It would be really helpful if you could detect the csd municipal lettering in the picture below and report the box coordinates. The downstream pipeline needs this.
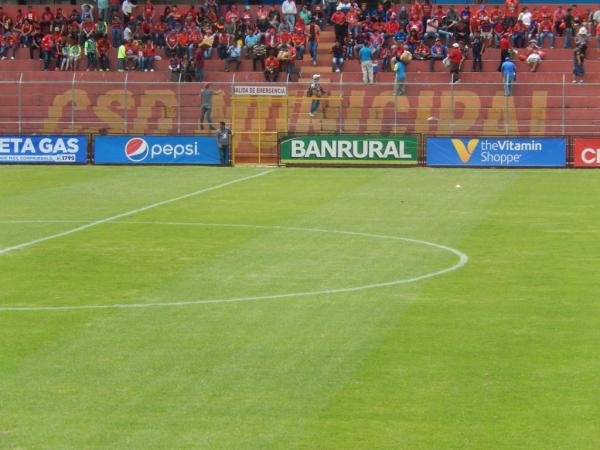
[573,138,600,167]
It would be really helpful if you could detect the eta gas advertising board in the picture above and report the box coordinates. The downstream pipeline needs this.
[94,136,221,165]
[427,137,566,167]
[0,135,88,164]
[280,135,418,165]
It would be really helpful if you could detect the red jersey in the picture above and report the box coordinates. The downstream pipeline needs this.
[331,11,346,25]
[176,32,189,46]
[384,20,399,34]
[166,31,178,48]
[449,48,462,64]
[40,34,54,51]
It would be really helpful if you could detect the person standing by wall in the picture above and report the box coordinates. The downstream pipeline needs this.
[572,44,585,83]
[281,0,297,31]
[393,57,406,96]
[501,56,517,96]
[199,83,222,130]
[448,42,463,84]
[307,74,326,117]
[306,18,320,66]
[359,43,373,84]
[215,122,232,165]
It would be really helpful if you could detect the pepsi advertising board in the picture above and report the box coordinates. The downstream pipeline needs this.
[94,136,221,165]
[427,137,566,167]
[0,135,88,164]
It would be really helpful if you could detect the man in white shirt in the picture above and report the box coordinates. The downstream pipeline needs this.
[121,0,134,26]
[282,0,297,30]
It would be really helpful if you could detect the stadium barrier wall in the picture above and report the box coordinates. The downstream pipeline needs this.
[2,133,600,169]
[3,76,600,164]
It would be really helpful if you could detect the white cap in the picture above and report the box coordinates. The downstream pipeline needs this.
[578,27,588,34]
[313,74,320,79]
[452,43,459,48]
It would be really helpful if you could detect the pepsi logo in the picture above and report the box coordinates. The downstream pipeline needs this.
[124,138,149,162]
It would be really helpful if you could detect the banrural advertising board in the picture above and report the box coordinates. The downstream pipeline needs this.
[427,137,567,167]
[280,135,418,165]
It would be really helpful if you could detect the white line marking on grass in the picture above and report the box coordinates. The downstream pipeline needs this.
[0,223,468,312]
[0,170,276,256]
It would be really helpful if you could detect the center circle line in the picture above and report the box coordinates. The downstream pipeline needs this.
[0,222,468,312]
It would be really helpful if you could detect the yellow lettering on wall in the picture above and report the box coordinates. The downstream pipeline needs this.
[439,91,481,134]
[41,89,91,134]
[530,90,548,136]
[370,91,403,133]
[130,89,177,134]
[414,91,435,134]
[93,89,134,133]
[483,92,517,135]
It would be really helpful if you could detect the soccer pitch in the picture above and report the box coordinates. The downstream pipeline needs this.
[1,166,600,449]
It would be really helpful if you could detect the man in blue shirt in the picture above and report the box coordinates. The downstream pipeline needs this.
[224,44,241,72]
[393,59,406,95]
[500,56,517,96]
[359,44,373,84]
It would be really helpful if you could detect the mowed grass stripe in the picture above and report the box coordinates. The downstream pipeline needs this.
[1,168,600,449]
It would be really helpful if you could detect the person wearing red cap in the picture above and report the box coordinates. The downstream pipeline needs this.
[199,82,223,130]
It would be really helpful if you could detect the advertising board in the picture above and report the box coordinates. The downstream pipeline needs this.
[280,135,418,165]
[573,138,600,167]
[0,135,88,164]
[94,136,221,165]
[426,137,566,167]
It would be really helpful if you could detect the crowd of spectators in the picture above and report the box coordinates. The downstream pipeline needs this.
[0,1,598,82]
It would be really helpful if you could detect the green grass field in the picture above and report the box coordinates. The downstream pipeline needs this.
[1,166,600,449]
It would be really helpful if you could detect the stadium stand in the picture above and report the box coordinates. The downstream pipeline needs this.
[0,2,599,163]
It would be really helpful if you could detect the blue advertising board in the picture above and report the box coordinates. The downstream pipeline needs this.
[427,137,566,167]
[0,135,88,164]
[94,136,221,165]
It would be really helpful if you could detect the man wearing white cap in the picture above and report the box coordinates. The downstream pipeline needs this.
[307,74,326,117]
[448,42,464,84]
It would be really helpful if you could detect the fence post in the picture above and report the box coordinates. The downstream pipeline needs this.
[177,76,181,135]
[450,79,455,135]
[230,72,236,128]
[71,72,76,130]
[394,80,398,135]
[123,72,128,134]
[504,85,509,136]
[561,74,566,136]
[17,72,23,134]
[338,73,344,134]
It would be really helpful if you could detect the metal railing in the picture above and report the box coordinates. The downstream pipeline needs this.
[0,75,599,140]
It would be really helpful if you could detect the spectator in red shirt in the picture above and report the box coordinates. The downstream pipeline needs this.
[512,19,527,48]
[498,33,512,70]
[80,16,95,46]
[448,42,464,83]
[97,36,110,71]
[538,16,555,48]
[142,41,156,71]
[331,9,347,44]
[40,33,55,70]
[176,30,189,58]
[165,30,178,57]
[40,7,54,34]
[264,53,279,81]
